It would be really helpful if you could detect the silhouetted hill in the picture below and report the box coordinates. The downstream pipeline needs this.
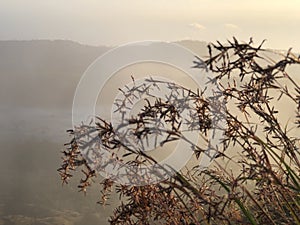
[0,39,208,109]
[0,40,110,109]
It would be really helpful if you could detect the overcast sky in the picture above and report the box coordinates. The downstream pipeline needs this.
[1,0,300,51]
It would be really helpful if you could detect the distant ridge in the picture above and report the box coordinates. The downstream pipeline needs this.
[0,39,208,109]
[0,40,110,108]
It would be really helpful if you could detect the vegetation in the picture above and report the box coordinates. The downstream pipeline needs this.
[58,38,300,224]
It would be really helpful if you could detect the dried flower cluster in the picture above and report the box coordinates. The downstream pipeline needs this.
[58,38,300,225]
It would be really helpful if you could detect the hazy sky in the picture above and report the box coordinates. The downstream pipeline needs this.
[1,0,300,51]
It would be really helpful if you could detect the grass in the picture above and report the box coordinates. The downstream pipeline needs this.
[59,38,300,225]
